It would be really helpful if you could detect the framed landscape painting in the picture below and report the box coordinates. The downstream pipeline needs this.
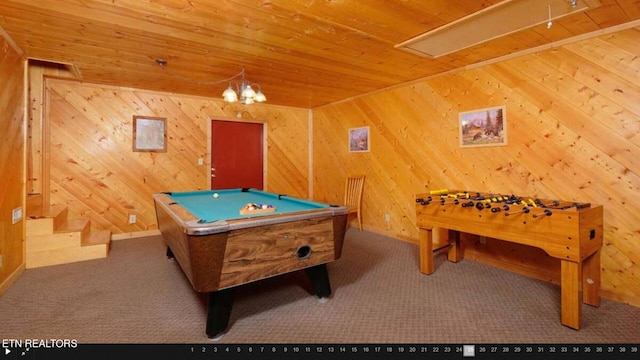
[459,106,507,148]
[133,116,167,152]
[349,126,370,152]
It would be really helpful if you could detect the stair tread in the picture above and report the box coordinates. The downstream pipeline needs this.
[56,218,89,233]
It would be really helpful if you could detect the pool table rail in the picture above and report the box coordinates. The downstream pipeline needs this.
[153,192,347,236]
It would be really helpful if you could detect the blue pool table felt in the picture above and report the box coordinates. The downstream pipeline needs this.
[168,189,331,223]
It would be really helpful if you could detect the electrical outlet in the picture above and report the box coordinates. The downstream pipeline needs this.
[128,214,137,224]
[12,207,22,224]
[384,213,390,222]
[479,236,487,244]
[0,254,3,269]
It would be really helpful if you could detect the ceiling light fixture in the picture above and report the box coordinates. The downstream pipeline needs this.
[222,68,266,105]
[155,59,266,105]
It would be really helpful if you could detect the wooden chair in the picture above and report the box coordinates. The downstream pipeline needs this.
[344,174,365,231]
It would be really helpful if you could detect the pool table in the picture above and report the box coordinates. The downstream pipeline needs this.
[153,188,349,339]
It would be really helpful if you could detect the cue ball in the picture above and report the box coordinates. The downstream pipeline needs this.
[213,193,219,198]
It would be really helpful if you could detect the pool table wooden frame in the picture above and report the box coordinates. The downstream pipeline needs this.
[153,191,348,339]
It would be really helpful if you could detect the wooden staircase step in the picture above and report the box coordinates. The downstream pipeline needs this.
[26,219,96,253]
[26,218,55,237]
[83,230,111,247]
[25,242,110,269]
[26,205,69,236]
[26,232,83,253]
[47,204,68,230]
[25,205,112,269]
[57,218,91,236]
[26,229,111,269]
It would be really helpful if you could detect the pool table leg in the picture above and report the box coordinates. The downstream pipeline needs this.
[305,264,332,302]
[206,288,236,339]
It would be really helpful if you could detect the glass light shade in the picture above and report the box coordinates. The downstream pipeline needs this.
[222,86,238,102]
[254,90,266,102]
[241,85,256,99]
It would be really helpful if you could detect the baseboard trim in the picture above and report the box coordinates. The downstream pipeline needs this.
[601,289,640,308]
[111,229,161,241]
[0,263,25,296]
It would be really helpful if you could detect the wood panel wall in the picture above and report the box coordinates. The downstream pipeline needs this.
[27,60,77,197]
[0,35,25,292]
[25,26,640,307]
[312,27,640,306]
[44,79,310,237]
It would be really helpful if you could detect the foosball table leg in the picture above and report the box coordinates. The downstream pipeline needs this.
[561,260,582,330]
[419,227,461,274]
[582,248,601,307]
[447,230,462,263]
[419,228,434,274]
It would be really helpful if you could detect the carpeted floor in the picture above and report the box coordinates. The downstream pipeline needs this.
[1,229,639,344]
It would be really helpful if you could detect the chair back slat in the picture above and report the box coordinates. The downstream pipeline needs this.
[344,174,365,209]
[344,174,365,231]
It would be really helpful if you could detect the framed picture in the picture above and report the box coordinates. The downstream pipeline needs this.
[349,126,370,152]
[459,106,507,148]
[133,116,167,152]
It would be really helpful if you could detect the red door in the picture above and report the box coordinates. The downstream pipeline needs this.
[211,120,264,190]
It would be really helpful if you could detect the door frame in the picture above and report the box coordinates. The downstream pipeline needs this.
[207,118,267,190]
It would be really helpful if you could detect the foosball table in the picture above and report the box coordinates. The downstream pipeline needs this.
[415,189,603,329]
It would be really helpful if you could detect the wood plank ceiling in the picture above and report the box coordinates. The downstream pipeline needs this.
[1,0,639,108]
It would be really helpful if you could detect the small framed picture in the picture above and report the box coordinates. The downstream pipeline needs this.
[133,116,167,152]
[349,126,370,152]
[459,106,507,148]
